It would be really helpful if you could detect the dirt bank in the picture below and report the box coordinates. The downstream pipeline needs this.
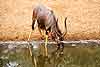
[0,0,100,41]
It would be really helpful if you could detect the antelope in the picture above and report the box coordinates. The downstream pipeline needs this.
[32,5,67,48]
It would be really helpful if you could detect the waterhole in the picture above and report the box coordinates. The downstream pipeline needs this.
[0,40,100,67]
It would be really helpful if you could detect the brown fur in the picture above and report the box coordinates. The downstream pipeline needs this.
[32,5,67,42]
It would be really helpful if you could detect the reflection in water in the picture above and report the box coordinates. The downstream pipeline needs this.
[0,43,33,67]
[6,61,19,67]
[32,43,64,67]
[0,41,100,67]
[31,42,100,67]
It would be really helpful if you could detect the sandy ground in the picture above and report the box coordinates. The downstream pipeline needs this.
[0,0,100,41]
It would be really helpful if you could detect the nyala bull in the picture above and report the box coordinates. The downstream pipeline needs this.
[32,5,67,48]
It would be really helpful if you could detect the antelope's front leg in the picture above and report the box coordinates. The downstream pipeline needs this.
[38,28,45,39]
[32,18,36,30]
[44,30,49,56]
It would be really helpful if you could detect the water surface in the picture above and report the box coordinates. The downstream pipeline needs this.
[0,40,100,67]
